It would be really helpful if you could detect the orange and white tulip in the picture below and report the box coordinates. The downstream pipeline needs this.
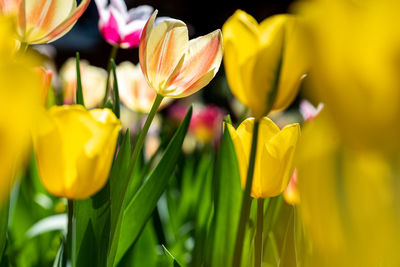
[0,0,91,44]
[139,10,223,98]
[116,61,171,113]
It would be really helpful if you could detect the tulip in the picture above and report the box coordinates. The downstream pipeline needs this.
[0,0,90,44]
[60,58,107,108]
[190,104,225,144]
[299,99,323,122]
[139,10,223,98]
[94,0,153,49]
[222,10,307,118]
[33,105,121,199]
[295,0,400,150]
[116,61,171,113]
[0,16,41,204]
[226,117,300,199]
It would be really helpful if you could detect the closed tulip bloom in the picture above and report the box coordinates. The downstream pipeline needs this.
[226,117,300,199]
[223,10,307,118]
[0,0,90,44]
[116,61,171,113]
[33,105,121,199]
[139,10,223,98]
[60,58,107,108]
[95,0,153,49]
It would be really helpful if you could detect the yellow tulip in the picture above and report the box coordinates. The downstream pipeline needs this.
[139,10,223,98]
[0,0,90,44]
[223,10,307,118]
[60,58,107,109]
[226,117,300,199]
[116,61,171,113]
[295,0,400,150]
[0,16,41,204]
[297,112,400,266]
[33,105,121,199]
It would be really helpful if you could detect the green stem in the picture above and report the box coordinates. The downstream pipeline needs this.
[255,198,264,267]
[106,94,163,267]
[18,42,28,55]
[232,119,260,267]
[102,45,119,106]
[65,200,74,267]
[128,94,163,176]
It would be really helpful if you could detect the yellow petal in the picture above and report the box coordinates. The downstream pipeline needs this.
[222,10,260,114]
[272,16,308,111]
[34,105,121,199]
[226,122,249,189]
[248,15,286,117]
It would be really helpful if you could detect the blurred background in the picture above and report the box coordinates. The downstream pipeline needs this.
[46,0,295,115]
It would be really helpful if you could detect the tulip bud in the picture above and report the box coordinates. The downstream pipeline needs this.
[33,105,121,199]
[226,117,300,199]
[223,10,308,118]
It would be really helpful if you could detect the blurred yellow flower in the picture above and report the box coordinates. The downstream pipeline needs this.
[60,58,107,109]
[0,16,41,204]
[297,112,400,266]
[295,0,400,150]
[116,61,171,113]
[33,105,121,199]
[0,0,90,44]
[226,117,300,199]
[223,10,307,118]
[139,11,223,98]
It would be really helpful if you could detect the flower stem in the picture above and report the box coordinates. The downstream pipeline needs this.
[255,198,264,267]
[18,42,28,54]
[128,94,163,179]
[65,199,74,267]
[102,45,119,106]
[232,119,260,267]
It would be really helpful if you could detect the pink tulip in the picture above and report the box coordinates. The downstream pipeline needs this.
[94,0,153,49]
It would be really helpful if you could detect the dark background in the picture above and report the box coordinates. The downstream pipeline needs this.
[52,0,295,67]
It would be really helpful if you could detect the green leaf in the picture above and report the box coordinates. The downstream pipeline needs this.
[75,52,85,107]
[53,242,64,267]
[207,126,242,267]
[73,185,110,267]
[109,130,132,240]
[162,245,182,267]
[0,202,9,260]
[111,59,120,118]
[109,107,192,266]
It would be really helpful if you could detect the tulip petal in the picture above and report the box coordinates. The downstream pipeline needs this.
[248,15,286,117]
[272,17,308,111]
[162,29,223,97]
[222,10,260,113]
[33,0,90,44]
[266,123,300,193]
[144,17,188,92]
[34,111,67,198]
[226,123,249,189]
[139,10,157,83]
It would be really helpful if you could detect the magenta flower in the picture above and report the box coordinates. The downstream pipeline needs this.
[94,0,153,49]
